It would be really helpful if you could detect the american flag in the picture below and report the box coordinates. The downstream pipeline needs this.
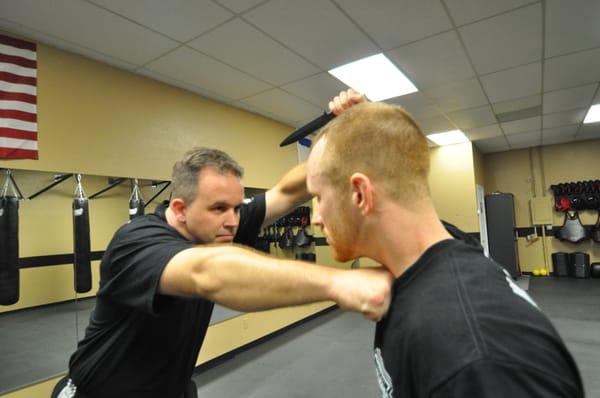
[0,33,38,160]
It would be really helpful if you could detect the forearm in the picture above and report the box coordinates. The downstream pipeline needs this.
[180,244,335,311]
[263,162,312,227]
[162,244,392,319]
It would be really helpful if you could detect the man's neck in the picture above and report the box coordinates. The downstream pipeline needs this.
[362,199,453,278]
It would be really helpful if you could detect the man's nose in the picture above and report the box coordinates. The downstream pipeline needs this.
[224,209,240,228]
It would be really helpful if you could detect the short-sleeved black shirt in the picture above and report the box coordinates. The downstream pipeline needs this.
[69,194,265,398]
[374,238,584,398]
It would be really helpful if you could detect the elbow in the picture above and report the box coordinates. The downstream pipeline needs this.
[189,249,224,300]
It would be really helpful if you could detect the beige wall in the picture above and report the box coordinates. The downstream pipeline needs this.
[472,145,485,187]
[484,140,600,271]
[0,43,297,186]
[429,142,480,232]
[0,376,62,398]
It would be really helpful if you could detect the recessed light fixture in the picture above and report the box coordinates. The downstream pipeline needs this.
[583,104,600,124]
[328,53,418,101]
[426,130,470,146]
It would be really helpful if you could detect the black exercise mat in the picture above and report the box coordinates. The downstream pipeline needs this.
[528,277,600,322]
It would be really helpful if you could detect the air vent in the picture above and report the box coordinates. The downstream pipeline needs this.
[495,105,542,123]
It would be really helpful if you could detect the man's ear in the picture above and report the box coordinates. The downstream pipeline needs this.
[170,198,187,223]
[350,173,374,216]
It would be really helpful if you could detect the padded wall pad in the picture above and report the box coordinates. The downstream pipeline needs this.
[558,211,588,243]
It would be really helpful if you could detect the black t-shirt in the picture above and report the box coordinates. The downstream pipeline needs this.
[374,238,584,398]
[69,194,266,398]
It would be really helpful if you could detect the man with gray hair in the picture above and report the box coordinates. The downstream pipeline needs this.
[53,98,393,398]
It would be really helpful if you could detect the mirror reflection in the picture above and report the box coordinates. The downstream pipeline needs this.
[0,168,293,394]
[0,168,175,394]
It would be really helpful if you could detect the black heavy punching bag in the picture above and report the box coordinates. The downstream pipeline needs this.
[0,196,19,305]
[129,179,144,220]
[73,175,92,293]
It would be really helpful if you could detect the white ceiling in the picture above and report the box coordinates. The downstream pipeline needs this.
[1,0,600,153]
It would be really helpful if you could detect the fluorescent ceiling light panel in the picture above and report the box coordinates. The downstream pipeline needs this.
[426,130,470,146]
[583,104,600,123]
[328,53,418,101]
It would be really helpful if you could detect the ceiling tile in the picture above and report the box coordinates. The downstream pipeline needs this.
[386,31,474,90]
[387,92,441,118]
[145,46,271,100]
[229,100,289,124]
[0,20,138,71]
[543,84,596,114]
[491,94,541,114]
[458,4,542,74]
[188,19,319,86]
[334,0,451,50]
[542,125,578,146]
[280,73,348,107]
[446,105,496,130]
[544,47,600,91]
[445,0,534,26]
[0,0,179,65]
[481,62,541,103]
[463,124,503,141]
[414,114,456,134]
[243,0,378,70]
[240,88,323,124]
[542,136,577,146]
[501,116,541,135]
[506,130,541,147]
[543,108,587,129]
[509,142,538,150]
[89,0,233,42]
[576,123,600,141]
[545,0,600,58]
[474,135,510,153]
[214,0,266,14]
[423,78,488,113]
[137,68,235,104]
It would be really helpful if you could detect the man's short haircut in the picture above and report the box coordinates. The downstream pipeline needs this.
[171,147,244,203]
[315,102,430,204]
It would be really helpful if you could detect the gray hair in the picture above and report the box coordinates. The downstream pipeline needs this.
[171,147,243,203]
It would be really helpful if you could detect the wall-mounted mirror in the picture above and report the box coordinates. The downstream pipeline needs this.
[0,169,177,394]
[0,168,290,394]
[1,168,80,394]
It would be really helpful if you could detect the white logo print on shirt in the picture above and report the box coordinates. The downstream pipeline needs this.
[374,347,394,397]
[502,268,538,309]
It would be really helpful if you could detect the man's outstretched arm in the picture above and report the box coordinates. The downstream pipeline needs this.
[159,244,392,321]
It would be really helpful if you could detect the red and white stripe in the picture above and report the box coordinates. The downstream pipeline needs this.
[0,34,38,160]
